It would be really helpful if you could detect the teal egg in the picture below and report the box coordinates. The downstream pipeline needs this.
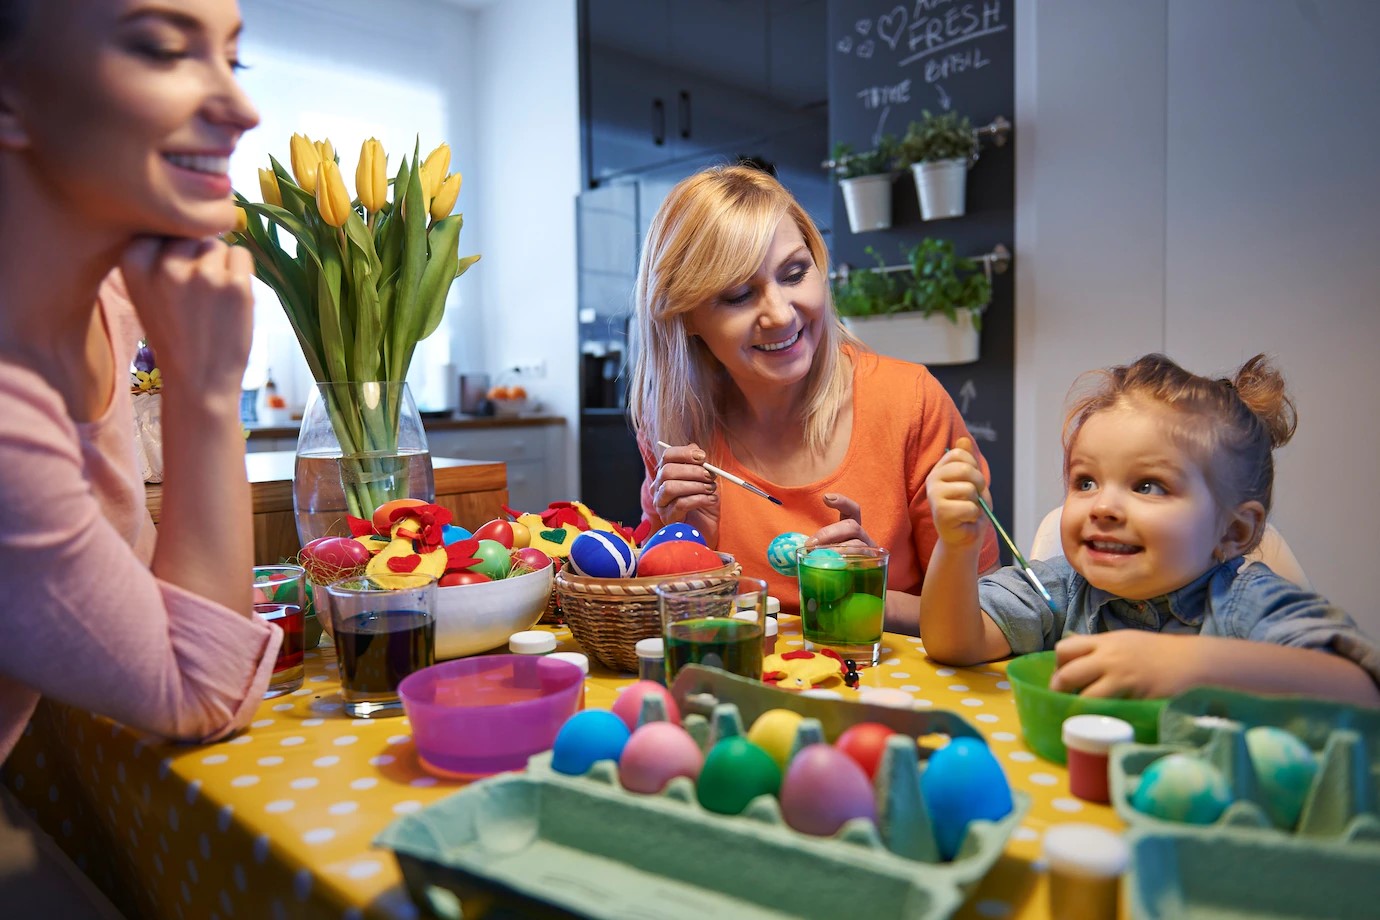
[766,532,809,576]
[799,550,849,612]
[1131,753,1230,825]
[921,738,1014,860]
[551,710,631,776]
[696,737,781,815]
[1245,726,1317,830]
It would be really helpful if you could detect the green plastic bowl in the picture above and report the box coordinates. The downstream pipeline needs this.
[1006,651,1165,765]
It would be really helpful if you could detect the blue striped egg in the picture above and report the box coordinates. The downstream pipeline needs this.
[568,530,636,578]
[766,531,809,576]
[641,522,708,553]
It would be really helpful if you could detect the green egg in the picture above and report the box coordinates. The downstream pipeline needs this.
[799,552,849,608]
[696,737,781,815]
[834,592,885,644]
[472,539,513,579]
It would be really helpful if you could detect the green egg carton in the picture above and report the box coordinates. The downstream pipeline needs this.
[377,666,1030,920]
[1108,687,1380,919]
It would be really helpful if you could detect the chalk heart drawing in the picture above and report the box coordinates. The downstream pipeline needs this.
[857,39,875,59]
[877,6,907,50]
[837,36,854,54]
[854,18,872,36]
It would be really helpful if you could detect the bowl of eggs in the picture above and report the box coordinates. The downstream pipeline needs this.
[434,562,554,659]
[1006,651,1166,764]
[487,384,529,417]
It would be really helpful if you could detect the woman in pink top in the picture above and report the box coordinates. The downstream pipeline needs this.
[629,165,998,630]
[0,0,277,910]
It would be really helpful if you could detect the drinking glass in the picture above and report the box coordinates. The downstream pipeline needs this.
[796,545,889,667]
[252,564,307,698]
[656,577,768,683]
[323,574,437,718]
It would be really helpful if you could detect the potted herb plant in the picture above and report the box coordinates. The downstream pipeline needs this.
[898,111,976,221]
[832,137,897,233]
[833,238,991,365]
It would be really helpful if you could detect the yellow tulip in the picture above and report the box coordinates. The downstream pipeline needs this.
[420,143,450,198]
[232,205,248,233]
[356,138,387,214]
[314,139,336,164]
[315,159,352,228]
[257,167,282,207]
[289,132,320,194]
[430,172,462,221]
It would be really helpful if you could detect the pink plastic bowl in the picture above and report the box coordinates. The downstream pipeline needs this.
[399,654,584,778]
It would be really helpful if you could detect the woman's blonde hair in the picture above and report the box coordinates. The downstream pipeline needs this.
[1063,353,1297,543]
[628,164,857,459]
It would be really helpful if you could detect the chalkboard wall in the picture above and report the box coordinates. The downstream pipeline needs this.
[828,0,1016,558]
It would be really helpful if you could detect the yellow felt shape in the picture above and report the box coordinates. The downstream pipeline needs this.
[762,650,845,691]
[364,537,448,580]
[354,534,391,556]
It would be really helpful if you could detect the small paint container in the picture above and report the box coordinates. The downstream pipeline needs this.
[732,609,778,655]
[509,630,557,655]
[1043,823,1129,920]
[548,652,589,708]
[1062,714,1135,804]
[635,638,666,685]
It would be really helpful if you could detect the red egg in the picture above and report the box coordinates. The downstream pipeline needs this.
[439,570,492,587]
[473,518,515,548]
[299,536,371,584]
[635,540,722,577]
[511,546,553,572]
[834,722,897,779]
[371,498,428,535]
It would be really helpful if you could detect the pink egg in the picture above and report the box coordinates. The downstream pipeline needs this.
[610,681,681,731]
[780,743,878,836]
[618,722,704,794]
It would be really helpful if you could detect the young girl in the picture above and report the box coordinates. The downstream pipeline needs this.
[921,353,1380,706]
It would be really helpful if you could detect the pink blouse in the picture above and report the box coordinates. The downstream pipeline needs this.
[0,273,279,762]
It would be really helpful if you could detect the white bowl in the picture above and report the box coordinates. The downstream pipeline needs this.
[491,396,529,417]
[434,564,553,659]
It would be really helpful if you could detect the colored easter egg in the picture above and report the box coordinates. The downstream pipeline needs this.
[747,709,805,770]
[438,571,491,587]
[799,549,849,610]
[473,518,516,548]
[618,722,704,795]
[635,540,723,578]
[610,680,682,731]
[780,743,878,836]
[921,738,1015,860]
[472,539,513,580]
[568,530,636,579]
[371,498,427,535]
[1244,726,1318,830]
[834,722,896,779]
[833,592,886,644]
[696,737,781,815]
[642,522,708,554]
[767,532,809,576]
[510,519,531,549]
[1131,753,1231,825]
[511,547,553,572]
[441,523,473,545]
[299,536,371,584]
[551,710,631,776]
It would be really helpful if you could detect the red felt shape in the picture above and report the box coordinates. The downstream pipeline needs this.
[347,515,376,538]
[443,538,481,572]
[387,554,422,573]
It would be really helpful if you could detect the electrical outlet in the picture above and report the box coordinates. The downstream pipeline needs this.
[512,360,546,378]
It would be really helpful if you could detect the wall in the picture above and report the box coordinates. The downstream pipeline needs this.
[1015,0,1380,637]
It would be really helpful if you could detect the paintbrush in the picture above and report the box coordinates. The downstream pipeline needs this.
[974,493,1060,614]
[656,441,783,506]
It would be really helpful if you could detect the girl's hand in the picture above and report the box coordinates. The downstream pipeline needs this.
[1051,632,1206,699]
[650,442,720,546]
[925,437,989,547]
[807,493,875,548]
[119,237,255,399]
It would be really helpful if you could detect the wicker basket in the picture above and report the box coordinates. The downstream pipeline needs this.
[556,554,740,672]
[538,584,561,626]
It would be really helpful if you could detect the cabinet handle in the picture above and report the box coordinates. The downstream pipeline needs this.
[652,98,666,146]
[678,90,691,140]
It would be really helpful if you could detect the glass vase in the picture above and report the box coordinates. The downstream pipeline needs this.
[293,381,435,547]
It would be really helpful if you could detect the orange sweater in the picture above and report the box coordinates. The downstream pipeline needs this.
[640,351,1000,614]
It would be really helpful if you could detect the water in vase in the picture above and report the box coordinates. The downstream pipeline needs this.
[294,450,435,545]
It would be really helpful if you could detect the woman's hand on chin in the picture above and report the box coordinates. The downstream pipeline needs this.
[119,236,254,401]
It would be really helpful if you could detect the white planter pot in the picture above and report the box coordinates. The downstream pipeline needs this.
[911,158,968,221]
[839,173,894,233]
[842,309,981,366]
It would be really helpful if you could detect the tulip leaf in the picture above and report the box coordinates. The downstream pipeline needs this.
[390,140,429,383]
[455,253,481,279]
[413,215,463,344]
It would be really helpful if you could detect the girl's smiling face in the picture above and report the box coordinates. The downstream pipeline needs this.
[684,216,827,396]
[1059,402,1233,599]
[0,0,259,238]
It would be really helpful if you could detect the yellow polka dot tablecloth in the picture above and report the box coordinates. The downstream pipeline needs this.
[1,618,1126,920]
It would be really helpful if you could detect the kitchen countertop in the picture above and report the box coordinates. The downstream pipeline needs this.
[244,413,565,439]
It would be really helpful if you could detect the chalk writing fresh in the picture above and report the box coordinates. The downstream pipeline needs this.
[900,0,1005,67]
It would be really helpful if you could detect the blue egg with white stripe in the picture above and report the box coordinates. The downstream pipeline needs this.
[568,530,636,578]
[641,522,708,554]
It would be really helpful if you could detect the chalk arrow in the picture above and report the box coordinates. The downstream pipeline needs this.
[936,83,952,111]
[958,379,977,414]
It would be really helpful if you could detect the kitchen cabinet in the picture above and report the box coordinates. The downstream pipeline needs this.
[424,419,565,514]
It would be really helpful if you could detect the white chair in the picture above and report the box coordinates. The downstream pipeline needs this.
[1028,506,1311,589]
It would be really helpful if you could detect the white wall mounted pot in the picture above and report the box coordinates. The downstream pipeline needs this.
[839,173,894,233]
[912,158,968,220]
[843,309,980,366]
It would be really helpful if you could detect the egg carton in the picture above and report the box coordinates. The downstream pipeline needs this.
[377,667,1030,920]
[1108,687,1380,919]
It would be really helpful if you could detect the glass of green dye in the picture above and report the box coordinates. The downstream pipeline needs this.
[656,576,768,683]
[796,545,889,667]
